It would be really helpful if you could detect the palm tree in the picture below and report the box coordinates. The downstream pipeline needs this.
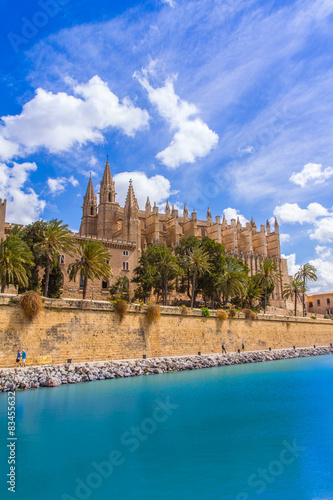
[187,247,211,307]
[36,220,75,297]
[283,277,306,316]
[295,263,317,316]
[158,251,182,306]
[216,260,248,305]
[68,240,112,299]
[255,259,281,314]
[243,279,263,309]
[0,235,33,293]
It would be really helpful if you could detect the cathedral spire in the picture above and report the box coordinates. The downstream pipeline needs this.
[165,200,170,218]
[145,196,151,214]
[84,177,96,203]
[207,207,212,224]
[100,157,116,203]
[124,179,139,210]
[183,203,188,222]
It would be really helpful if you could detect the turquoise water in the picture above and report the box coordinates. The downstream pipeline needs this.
[1,355,333,500]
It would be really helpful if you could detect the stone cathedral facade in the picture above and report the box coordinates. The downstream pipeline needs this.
[0,160,289,305]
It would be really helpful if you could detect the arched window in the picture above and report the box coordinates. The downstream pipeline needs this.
[102,280,109,289]
[201,228,205,238]
[90,206,94,215]
[60,255,64,264]
[163,224,166,232]
[108,192,111,202]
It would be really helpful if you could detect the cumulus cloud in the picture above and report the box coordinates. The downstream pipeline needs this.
[309,217,333,243]
[223,207,249,226]
[274,202,329,224]
[47,175,79,195]
[0,162,45,224]
[309,246,333,292]
[290,162,333,188]
[280,233,290,243]
[0,76,149,160]
[281,253,300,277]
[134,72,218,168]
[113,171,177,208]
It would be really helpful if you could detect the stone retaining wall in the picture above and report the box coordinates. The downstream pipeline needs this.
[1,295,333,368]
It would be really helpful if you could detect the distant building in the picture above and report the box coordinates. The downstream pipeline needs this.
[307,292,333,317]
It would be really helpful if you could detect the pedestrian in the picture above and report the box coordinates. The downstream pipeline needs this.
[16,350,21,366]
[222,343,226,354]
[242,341,245,350]
[21,350,27,367]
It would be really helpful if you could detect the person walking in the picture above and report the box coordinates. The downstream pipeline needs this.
[21,350,27,367]
[242,341,245,350]
[16,350,21,366]
[222,343,227,354]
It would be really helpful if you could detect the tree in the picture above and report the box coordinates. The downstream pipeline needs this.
[18,220,49,292]
[283,277,306,316]
[295,263,317,316]
[132,244,182,305]
[36,220,75,297]
[175,236,201,301]
[109,276,130,301]
[255,259,281,314]
[237,276,263,309]
[215,258,248,305]
[0,234,33,293]
[41,262,63,299]
[68,240,112,299]
[187,247,211,307]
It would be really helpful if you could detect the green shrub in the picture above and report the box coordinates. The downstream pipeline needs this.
[114,299,128,320]
[180,305,188,316]
[20,291,43,319]
[229,308,237,318]
[243,309,257,320]
[217,310,228,321]
[147,304,160,322]
[201,307,210,317]
[311,316,317,320]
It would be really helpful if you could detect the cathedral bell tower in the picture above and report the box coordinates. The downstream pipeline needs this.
[122,179,141,251]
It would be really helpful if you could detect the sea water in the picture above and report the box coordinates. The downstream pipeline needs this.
[0,355,333,500]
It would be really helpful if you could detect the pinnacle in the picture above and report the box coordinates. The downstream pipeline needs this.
[125,179,138,209]
[101,158,114,186]
[84,177,96,202]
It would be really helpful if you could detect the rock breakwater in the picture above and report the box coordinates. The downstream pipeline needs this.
[1,347,332,392]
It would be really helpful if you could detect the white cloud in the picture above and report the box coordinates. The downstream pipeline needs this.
[290,162,333,188]
[274,202,329,224]
[113,171,177,208]
[309,217,333,243]
[223,207,249,226]
[282,248,333,293]
[309,246,333,292]
[280,233,290,243]
[281,253,300,277]
[135,72,218,168]
[47,175,79,195]
[0,76,149,160]
[0,162,45,224]
[161,0,176,7]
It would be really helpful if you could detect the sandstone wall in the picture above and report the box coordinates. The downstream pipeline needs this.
[0,295,333,368]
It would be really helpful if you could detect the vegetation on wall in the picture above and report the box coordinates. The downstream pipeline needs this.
[20,291,43,319]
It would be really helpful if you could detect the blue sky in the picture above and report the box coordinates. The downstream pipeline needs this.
[1,0,333,291]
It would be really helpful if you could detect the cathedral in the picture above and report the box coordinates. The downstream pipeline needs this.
[0,159,290,305]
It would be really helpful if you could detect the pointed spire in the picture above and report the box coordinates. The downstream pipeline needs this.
[183,203,188,222]
[84,177,96,203]
[145,196,151,214]
[251,216,256,228]
[165,200,170,218]
[191,209,197,221]
[274,217,279,233]
[237,216,241,226]
[207,207,212,224]
[100,157,116,203]
[153,201,159,214]
[266,219,271,234]
[125,179,139,210]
